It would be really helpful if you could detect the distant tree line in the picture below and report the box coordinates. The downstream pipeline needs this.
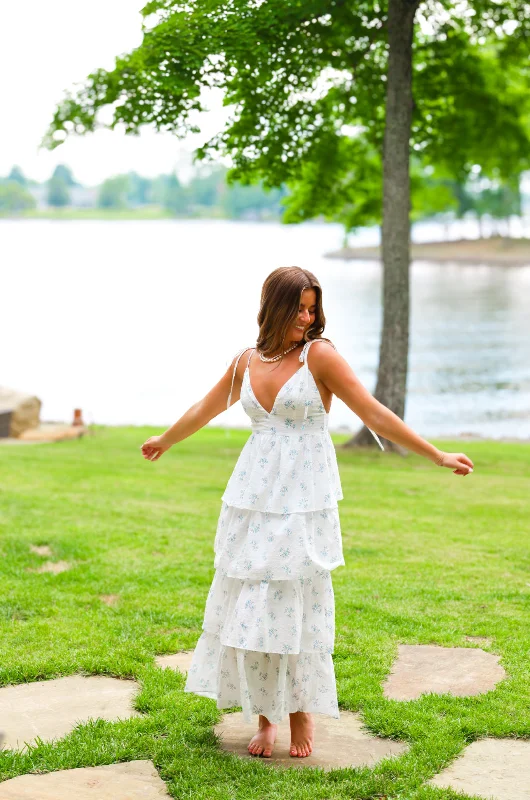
[0,162,526,234]
[0,163,289,220]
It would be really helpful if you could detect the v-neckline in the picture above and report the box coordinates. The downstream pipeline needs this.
[245,361,306,417]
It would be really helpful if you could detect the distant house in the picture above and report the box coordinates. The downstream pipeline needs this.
[28,185,98,209]
[69,186,98,208]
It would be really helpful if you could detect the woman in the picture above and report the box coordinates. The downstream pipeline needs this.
[141,266,474,760]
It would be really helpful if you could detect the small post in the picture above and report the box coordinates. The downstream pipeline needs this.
[72,408,84,427]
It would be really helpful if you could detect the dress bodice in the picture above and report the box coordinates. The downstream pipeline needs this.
[226,339,385,448]
[222,340,342,514]
[241,340,330,435]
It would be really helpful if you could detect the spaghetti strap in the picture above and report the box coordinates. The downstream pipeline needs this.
[227,347,254,412]
[300,339,385,451]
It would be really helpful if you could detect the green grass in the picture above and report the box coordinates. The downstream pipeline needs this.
[0,426,528,799]
[3,207,175,220]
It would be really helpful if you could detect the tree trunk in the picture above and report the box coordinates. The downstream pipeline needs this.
[344,0,419,452]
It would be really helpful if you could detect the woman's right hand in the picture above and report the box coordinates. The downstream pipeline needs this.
[437,451,474,475]
[140,435,171,462]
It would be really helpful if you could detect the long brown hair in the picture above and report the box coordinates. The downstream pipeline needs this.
[256,267,333,366]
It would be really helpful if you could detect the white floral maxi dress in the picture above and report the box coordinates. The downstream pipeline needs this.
[184,339,348,724]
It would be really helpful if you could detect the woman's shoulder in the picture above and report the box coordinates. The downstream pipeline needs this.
[304,337,337,358]
[308,337,336,350]
[227,346,255,377]
[304,338,339,372]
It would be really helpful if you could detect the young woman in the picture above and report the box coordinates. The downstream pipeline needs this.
[141,266,474,760]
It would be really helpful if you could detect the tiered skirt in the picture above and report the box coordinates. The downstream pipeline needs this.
[184,431,344,724]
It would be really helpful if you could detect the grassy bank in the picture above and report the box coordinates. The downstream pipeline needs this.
[0,426,529,798]
[0,208,278,221]
[327,235,530,265]
[1,207,175,221]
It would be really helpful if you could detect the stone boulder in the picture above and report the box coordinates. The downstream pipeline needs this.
[0,387,41,438]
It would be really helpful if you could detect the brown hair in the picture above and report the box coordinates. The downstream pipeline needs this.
[256,266,333,365]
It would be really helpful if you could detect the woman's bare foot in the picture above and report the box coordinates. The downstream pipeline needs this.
[289,711,315,757]
[247,714,278,757]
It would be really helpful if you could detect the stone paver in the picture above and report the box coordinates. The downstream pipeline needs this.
[214,710,408,770]
[429,738,530,800]
[26,560,72,574]
[29,544,53,557]
[382,644,505,700]
[0,760,170,799]
[155,651,194,672]
[0,675,141,751]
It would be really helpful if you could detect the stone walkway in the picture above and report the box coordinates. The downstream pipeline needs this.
[0,643,526,799]
[0,760,170,799]
[382,643,505,700]
[428,738,530,800]
[214,710,408,770]
[0,675,140,751]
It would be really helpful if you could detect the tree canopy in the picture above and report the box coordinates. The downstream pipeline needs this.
[44,1,530,232]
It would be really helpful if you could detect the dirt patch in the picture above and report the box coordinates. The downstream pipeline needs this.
[27,560,71,575]
[99,594,120,606]
[29,544,53,557]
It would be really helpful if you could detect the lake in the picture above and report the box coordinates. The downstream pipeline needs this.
[2,218,530,440]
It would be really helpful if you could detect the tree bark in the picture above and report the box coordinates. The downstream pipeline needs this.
[344,0,419,453]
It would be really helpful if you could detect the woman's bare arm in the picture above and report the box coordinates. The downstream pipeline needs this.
[140,350,250,460]
[310,342,474,474]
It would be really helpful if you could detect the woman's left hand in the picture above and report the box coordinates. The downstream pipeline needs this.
[140,435,170,462]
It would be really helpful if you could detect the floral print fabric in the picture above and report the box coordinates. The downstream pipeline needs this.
[184,340,343,723]
[214,503,344,580]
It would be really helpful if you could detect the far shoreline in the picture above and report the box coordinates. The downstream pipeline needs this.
[326,236,530,266]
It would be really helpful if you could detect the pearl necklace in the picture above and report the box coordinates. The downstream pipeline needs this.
[258,342,301,362]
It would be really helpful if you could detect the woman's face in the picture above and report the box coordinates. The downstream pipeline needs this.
[290,287,317,342]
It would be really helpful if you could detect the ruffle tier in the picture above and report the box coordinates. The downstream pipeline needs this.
[201,568,335,654]
[184,631,340,724]
[214,502,345,580]
[221,431,343,514]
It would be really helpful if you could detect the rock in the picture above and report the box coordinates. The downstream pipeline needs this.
[382,644,506,700]
[0,387,41,438]
[0,760,170,798]
[0,675,141,751]
[428,738,530,799]
[214,709,408,770]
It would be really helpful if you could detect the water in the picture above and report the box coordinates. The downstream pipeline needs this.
[1,218,529,439]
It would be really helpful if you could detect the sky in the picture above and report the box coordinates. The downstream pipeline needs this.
[0,0,229,185]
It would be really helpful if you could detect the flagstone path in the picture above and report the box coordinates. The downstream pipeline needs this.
[155,652,194,672]
[0,642,520,798]
[0,760,170,799]
[382,643,505,700]
[0,675,141,751]
[214,710,408,770]
[428,738,530,800]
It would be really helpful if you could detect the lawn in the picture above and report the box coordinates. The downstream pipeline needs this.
[0,426,528,799]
